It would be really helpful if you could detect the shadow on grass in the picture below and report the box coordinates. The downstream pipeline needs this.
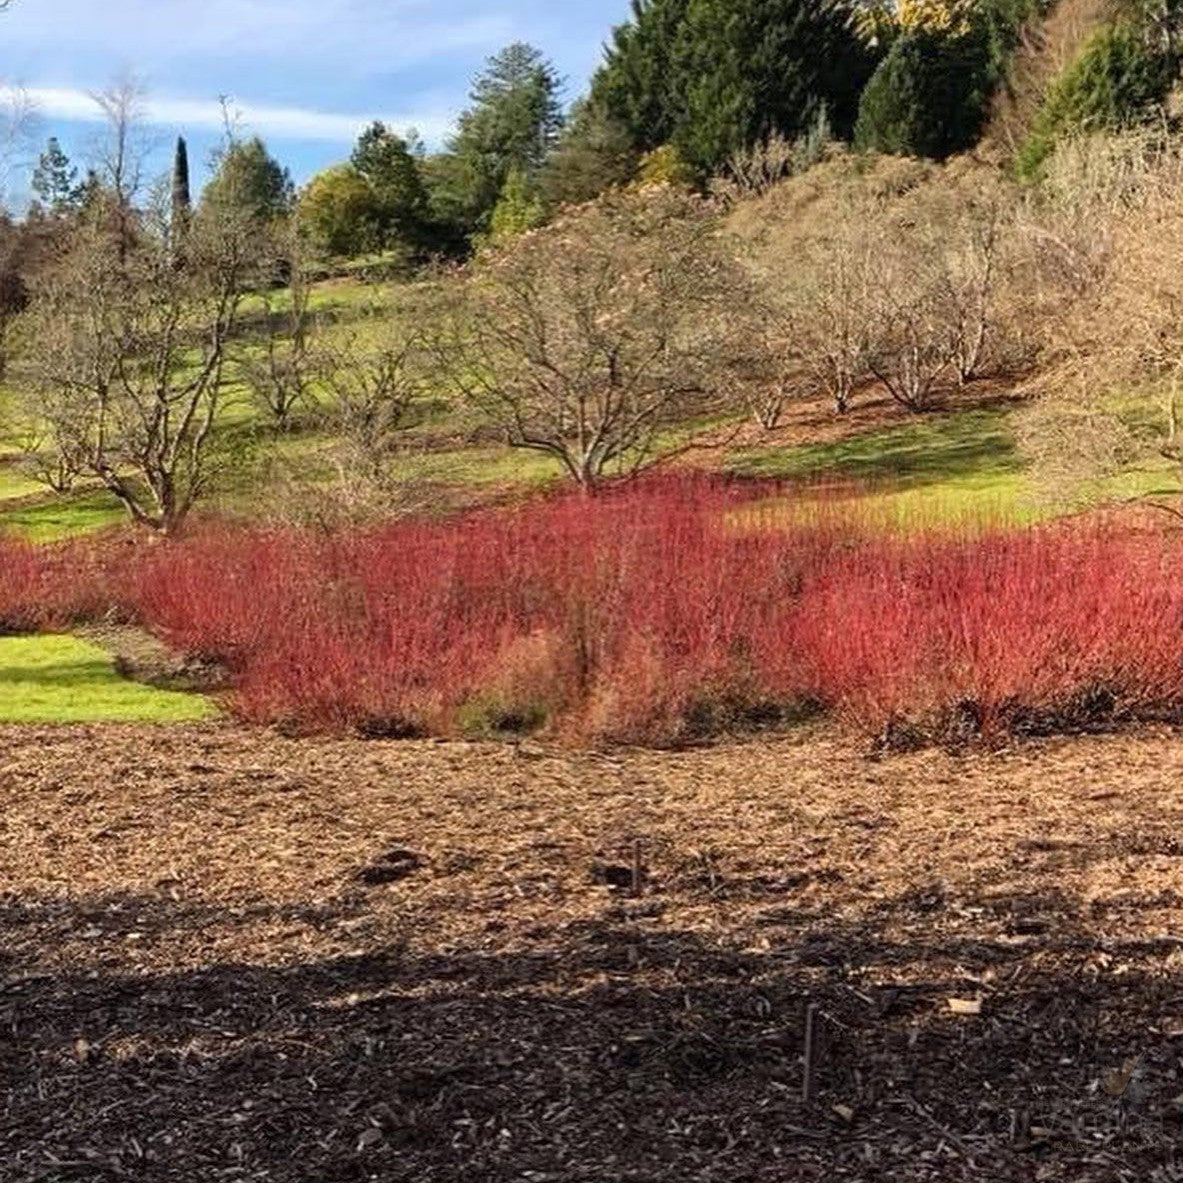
[0,489,124,542]
[731,408,1023,490]
[4,871,1180,1181]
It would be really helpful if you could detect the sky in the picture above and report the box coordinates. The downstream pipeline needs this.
[0,0,632,205]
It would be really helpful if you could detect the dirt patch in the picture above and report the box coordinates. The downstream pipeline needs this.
[3,722,1183,1180]
[78,625,232,695]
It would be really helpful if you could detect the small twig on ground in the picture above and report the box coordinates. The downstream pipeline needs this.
[802,1001,820,1104]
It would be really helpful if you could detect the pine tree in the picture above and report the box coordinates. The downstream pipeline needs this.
[1017,22,1173,178]
[591,0,691,153]
[541,99,640,207]
[447,42,564,231]
[30,137,80,215]
[350,121,428,248]
[854,28,990,158]
[203,137,294,223]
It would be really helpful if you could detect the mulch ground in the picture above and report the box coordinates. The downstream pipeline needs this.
[4,722,1183,1181]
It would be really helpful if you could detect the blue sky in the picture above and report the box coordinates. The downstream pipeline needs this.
[1,0,632,204]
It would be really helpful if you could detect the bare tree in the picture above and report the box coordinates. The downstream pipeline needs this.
[90,75,148,208]
[317,324,430,487]
[238,231,317,429]
[18,195,254,534]
[1016,132,1183,510]
[714,108,833,202]
[866,222,960,412]
[86,74,152,262]
[717,297,810,431]
[440,185,744,487]
[789,225,878,415]
[0,83,34,207]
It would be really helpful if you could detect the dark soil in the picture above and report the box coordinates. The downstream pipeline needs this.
[3,722,1183,1181]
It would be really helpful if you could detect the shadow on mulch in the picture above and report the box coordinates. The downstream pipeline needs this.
[3,884,1181,1182]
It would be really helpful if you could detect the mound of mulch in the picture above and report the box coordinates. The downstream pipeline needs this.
[3,722,1183,1181]
[77,625,232,695]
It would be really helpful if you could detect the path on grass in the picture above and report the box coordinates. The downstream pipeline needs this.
[3,723,1183,1180]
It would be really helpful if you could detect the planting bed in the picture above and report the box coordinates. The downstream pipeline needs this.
[4,722,1183,1180]
[6,476,1183,745]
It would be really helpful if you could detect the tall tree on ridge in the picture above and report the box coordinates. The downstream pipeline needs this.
[447,42,564,232]
[350,121,428,249]
[30,137,79,215]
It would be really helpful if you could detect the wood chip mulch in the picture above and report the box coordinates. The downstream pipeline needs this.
[3,722,1183,1181]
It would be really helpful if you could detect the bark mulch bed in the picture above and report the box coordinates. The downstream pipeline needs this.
[3,722,1183,1181]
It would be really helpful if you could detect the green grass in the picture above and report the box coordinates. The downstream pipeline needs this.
[0,635,216,724]
[0,464,42,502]
[727,406,1039,528]
[0,490,125,542]
[380,443,563,487]
[730,406,1021,486]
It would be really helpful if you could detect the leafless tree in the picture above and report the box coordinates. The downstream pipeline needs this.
[89,75,148,207]
[237,231,318,429]
[866,223,960,412]
[17,194,255,533]
[790,226,879,415]
[715,109,833,202]
[440,185,744,487]
[316,323,430,487]
[1016,132,1183,510]
[86,74,152,261]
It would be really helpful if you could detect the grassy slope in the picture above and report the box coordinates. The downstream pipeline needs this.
[0,635,215,724]
[3,269,1177,541]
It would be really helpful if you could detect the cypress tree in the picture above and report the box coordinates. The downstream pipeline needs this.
[854,29,991,158]
[171,136,192,236]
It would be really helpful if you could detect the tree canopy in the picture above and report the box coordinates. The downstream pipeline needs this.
[444,42,564,232]
[591,0,876,173]
[202,136,294,224]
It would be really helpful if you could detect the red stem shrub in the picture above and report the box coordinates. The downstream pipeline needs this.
[7,477,1183,745]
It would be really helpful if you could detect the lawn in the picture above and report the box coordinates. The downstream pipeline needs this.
[0,464,42,502]
[0,634,216,724]
[0,490,125,542]
[728,405,1022,486]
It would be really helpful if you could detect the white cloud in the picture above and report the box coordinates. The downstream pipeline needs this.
[3,1,513,79]
[22,87,454,145]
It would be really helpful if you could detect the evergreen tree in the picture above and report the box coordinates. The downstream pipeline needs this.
[854,27,992,158]
[1017,22,1174,178]
[591,0,876,174]
[350,121,428,247]
[203,136,294,223]
[540,99,640,207]
[171,136,192,236]
[676,0,876,170]
[448,42,564,231]
[30,137,80,215]
[591,0,691,153]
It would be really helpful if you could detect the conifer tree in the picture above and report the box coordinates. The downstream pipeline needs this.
[171,135,192,241]
[591,0,875,173]
[30,137,80,215]
[446,42,564,231]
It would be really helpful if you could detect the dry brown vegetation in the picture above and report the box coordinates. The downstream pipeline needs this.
[731,154,1039,424]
